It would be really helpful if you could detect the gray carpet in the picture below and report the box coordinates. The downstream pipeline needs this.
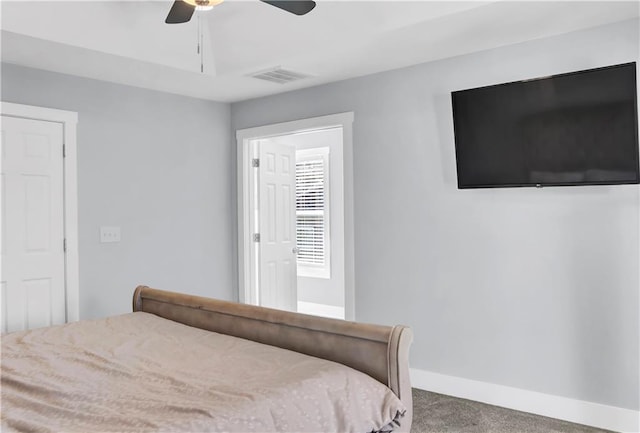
[410,389,613,433]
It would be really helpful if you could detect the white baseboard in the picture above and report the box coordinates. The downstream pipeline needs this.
[410,368,639,433]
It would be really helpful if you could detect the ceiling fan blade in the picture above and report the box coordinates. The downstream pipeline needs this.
[165,0,195,24]
[260,1,316,16]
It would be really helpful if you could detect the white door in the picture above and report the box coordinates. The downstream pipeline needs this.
[1,116,66,332]
[258,139,297,311]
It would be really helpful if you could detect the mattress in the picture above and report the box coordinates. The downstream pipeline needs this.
[1,312,406,432]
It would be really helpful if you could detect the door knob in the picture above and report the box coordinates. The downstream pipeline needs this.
[292,247,299,254]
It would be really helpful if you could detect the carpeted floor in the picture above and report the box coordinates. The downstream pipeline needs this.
[410,389,613,433]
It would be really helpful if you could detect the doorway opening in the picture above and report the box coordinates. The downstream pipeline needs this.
[236,113,354,320]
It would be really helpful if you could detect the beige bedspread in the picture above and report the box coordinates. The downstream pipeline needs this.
[1,312,405,432]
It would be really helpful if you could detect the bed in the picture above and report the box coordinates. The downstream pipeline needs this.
[1,286,413,432]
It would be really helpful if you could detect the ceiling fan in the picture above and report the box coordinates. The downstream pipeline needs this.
[165,0,317,24]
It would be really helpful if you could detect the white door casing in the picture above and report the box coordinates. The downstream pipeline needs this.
[236,112,355,320]
[0,102,79,332]
[1,117,65,332]
[258,139,297,311]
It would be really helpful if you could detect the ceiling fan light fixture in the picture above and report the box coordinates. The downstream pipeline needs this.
[166,0,315,25]
[183,0,223,12]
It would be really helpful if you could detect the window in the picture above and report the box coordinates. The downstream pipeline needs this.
[296,147,330,278]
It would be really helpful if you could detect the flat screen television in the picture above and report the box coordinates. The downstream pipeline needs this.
[451,62,639,189]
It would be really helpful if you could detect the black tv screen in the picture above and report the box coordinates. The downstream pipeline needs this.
[452,62,639,189]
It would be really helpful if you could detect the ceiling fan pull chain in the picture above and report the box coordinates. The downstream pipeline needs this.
[200,17,204,73]
[197,14,201,55]
[196,14,204,73]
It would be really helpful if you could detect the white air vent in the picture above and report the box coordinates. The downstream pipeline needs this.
[250,67,311,85]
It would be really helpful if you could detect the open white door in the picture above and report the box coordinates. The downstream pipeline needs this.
[258,139,297,311]
[1,116,66,332]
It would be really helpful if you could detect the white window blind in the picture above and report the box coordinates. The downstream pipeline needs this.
[296,148,330,278]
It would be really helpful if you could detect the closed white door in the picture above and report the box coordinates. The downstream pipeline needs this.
[1,116,66,332]
[258,139,297,312]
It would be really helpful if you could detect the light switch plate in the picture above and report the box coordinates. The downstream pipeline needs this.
[100,226,121,243]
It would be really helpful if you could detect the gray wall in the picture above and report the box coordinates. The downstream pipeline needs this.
[1,64,235,319]
[231,19,640,410]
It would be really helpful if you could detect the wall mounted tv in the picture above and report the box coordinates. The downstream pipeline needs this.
[451,62,639,189]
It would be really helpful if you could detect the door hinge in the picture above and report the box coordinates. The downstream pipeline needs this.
[63,238,67,253]
[62,144,66,158]
[253,233,261,243]
[252,158,260,168]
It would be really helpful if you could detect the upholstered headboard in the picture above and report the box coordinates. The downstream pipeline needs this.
[132,285,413,431]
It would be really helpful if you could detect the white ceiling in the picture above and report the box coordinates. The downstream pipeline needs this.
[1,1,638,102]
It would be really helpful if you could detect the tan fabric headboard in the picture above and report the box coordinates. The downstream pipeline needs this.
[132,286,413,432]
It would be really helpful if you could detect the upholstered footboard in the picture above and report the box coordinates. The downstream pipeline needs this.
[132,286,414,432]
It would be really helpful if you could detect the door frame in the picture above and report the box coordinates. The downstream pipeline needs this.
[236,112,355,320]
[1,101,80,323]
